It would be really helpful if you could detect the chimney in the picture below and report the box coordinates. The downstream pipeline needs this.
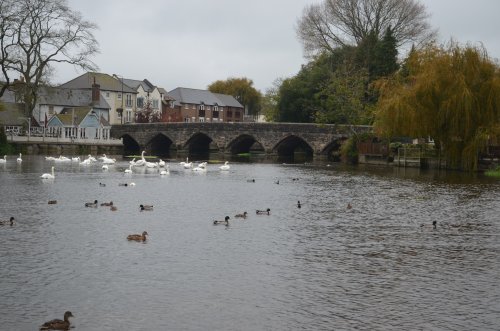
[91,77,100,105]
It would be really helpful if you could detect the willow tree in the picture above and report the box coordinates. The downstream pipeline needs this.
[375,43,500,171]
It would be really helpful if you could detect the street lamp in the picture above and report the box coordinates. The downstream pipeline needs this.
[113,74,124,124]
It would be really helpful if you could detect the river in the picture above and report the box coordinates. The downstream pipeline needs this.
[0,155,499,330]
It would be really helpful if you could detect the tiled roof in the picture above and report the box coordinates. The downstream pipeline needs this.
[59,72,136,93]
[168,87,243,108]
[37,87,110,109]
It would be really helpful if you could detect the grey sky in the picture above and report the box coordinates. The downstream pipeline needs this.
[56,0,500,93]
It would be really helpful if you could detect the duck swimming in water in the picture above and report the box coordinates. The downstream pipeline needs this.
[213,216,230,225]
[127,231,148,242]
[256,208,271,215]
[234,211,248,218]
[39,311,74,330]
[85,200,98,207]
[100,201,113,207]
[140,204,153,211]
[0,217,15,226]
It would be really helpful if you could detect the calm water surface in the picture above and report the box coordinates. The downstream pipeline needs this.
[0,155,499,330]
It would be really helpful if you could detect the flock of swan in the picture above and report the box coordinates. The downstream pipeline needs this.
[1,152,231,179]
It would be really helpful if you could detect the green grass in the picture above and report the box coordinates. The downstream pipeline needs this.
[485,166,500,178]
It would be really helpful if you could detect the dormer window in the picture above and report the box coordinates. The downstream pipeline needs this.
[199,103,205,110]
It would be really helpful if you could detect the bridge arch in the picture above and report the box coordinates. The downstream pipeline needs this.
[184,132,217,158]
[321,138,347,162]
[226,134,265,155]
[273,135,314,162]
[122,134,141,155]
[145,133,176,157]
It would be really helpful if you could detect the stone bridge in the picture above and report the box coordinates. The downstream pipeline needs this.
[110,122,372,161]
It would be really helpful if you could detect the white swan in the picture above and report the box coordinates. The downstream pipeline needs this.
[56,155,71,162]
[146,161,158,168]
[71,156,80,162]
[193,162,207,172]
[102,164,109,170]
[160,165,170,175]
[129,158,136,166]
[179,157,188,166]
[16,153,22,163]
[134,151,146,167]
[101,154,116,164]
[80,158,92,166]
[40,166,55,179]
[158,159,166,167]
[87,155,97,162]
[45,156,56,161]
[219,161,230,171]
[183,162,193,169]
[0,155,6,163]
[124,165,133,173]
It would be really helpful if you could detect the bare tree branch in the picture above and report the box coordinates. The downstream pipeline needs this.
[296,0,436,57]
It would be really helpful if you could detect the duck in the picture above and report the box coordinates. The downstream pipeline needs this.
[256,208,271,215]
[246,179,255,183]
[39,311,74,330]
[420,220,437,230]
[99,182,106,187]
[0,217,15,226]
[85,200,98,207]
[234,211,248,218]
[140,204,153,211]
[110,205,118,211]
[100,201,113,207]
[158,159,166,167]
[124,165,133,173]
[274,179,279,185]
[0,155,6,163]
[127,231,148,242]
[219,161,230,171]
[16,153,22,163]
[297,201,301,209]
[48,200,57,204]
[213,216,230,225]
[40,166,55,179]
[347,203,352,210]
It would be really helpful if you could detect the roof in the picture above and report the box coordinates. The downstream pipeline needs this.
[168,87,243,108]
[0,102,26,126]
[121,78,155,92]
[59,72,136,93]
[52,107,110,126]
[37,87,110,109]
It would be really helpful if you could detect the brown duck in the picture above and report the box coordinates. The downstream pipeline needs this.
[40,311,74,330]
[127,231,148,241]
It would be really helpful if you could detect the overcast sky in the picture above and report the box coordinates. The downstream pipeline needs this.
[56,0,500,93]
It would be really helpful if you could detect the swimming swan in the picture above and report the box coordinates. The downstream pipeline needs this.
[124,165,133,173]
[16,153,22,163]
[0,155,6,163]
[40,166,55,179]
[219,161,230,171]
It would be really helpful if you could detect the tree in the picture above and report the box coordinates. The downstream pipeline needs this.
[0,0,99,117]
[207,77,262,117]
[136,96,161,123]
[261,79,282,122]
[374,43,500,171]
[296,0,435,57]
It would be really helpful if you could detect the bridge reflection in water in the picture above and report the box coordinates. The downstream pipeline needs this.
[111,122,372,162]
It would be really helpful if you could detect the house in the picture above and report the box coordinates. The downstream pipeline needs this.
[118,78,177,122]
[167,87,244,123]
[59,72,137,124]
[46,106,111,140]
[34,83,111,128]
[0,88,37,135]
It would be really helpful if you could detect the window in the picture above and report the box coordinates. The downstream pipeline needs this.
[48,106,54,115]
[152,99,159,109]
[137,97,144,108]
[214,105,218,112]
[184,117,190,122]
[212,110,219,118]
[199,117,205,122]
[199,109,205,117]
[227,110,233,117]
[199,104,205,110]
[117,93,122,99]
[106,92,110,98]
[169,101,174,108]
[125,110,132,123]
[235,111,240,118]
[126,94,132,107]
